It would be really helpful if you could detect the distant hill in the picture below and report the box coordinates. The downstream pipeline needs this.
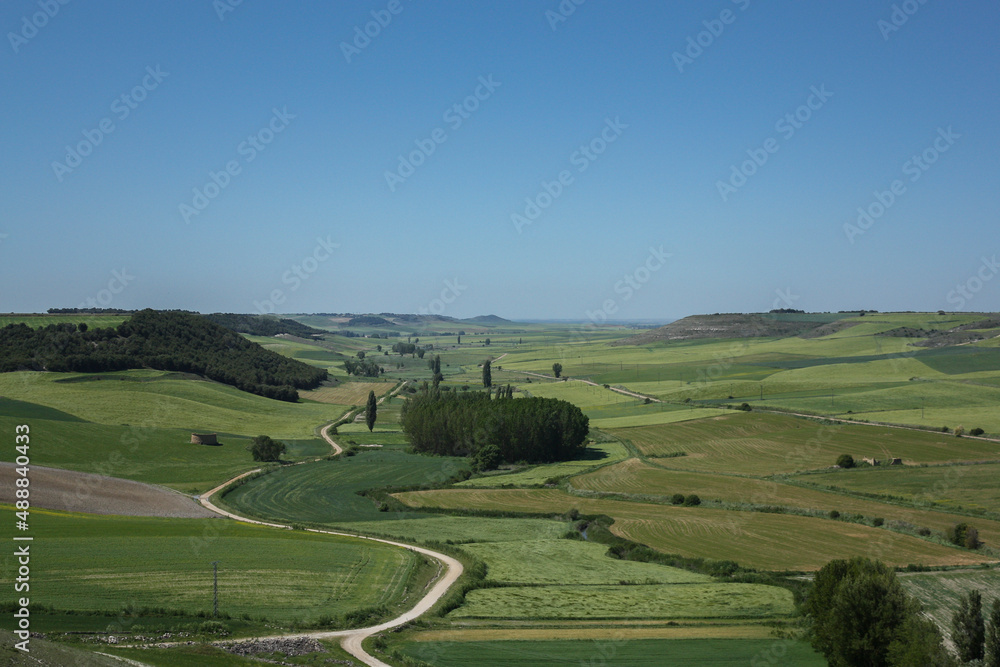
[463,314,512,324]
[0,309,326,401]
[204,312,327,338]
[614,312,853,345]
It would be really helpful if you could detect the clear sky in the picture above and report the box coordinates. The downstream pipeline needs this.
[2,1,998,320]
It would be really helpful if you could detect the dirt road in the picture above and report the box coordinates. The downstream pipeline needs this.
[196,421,463,667]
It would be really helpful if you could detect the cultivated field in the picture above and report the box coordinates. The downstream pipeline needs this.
[5,507,429,624]
[457,441,629,487]
[571,458,1000,547]
[0,463,215,517]
[463,539,710,585]
[300,380,394,405]
[798,463,1000,513]
[395,488,992,571]
[608,412,1000,475]
[395,638,826,667]
[451,583,794,620]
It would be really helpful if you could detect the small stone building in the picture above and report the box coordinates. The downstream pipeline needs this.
[889,457,902,466]
[862,456,880,466]
[191,433,219,445]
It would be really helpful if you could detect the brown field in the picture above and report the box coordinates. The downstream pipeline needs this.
[0,463,216,518]
[608,412,1000,475]
[300,381,392,405]
[394,488,993,571]
[570,458,1000,547]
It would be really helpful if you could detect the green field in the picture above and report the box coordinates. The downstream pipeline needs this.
[457,441,629,487]
[450,583,794,620]
[607,412,1000,475]
[395,638,826,667]
[396,488,993,571]
[332,516,571,544]
[571,458,1000,547]
[900,568,1000,639]
[463,539,710,585]
[0,507,428,625]
[798,463,1000,513]
[0,370,348,439]
[221,447,470,524]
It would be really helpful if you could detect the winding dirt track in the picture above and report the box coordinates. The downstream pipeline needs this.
[197,407,463,667]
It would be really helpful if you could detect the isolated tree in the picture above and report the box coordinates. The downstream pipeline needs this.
[457,335,461,344]
[77,322,88,332]
[433,355,442,375]
[484,338,491,346]
[482,359,492,387]
[356,350,366,359]
[552,362,563,378]
[986,598,1000,667]
[376,344,382,352]
[953,589,986,663]
[248,435,286,462]
[365,390,377,432]
[836,454,855,469]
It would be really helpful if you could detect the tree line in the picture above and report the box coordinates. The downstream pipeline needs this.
[0,309,327,401]
[401,390,588,465]
[202,312,327,338]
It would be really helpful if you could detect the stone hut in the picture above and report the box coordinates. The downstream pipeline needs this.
[889,457,902,466]
[862,456,880,466]
[191,433,219,445]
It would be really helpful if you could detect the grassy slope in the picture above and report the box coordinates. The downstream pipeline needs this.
[0,370,348,439]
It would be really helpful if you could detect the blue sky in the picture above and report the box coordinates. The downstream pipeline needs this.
[1,1,998,320]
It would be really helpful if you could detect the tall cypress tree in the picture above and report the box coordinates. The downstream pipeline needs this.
[953,589,986,663]
[482,359,492,387]
[986,597,1000,667]
[365,390,377,432]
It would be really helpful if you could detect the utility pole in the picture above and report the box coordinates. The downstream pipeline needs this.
[212,561,220,617]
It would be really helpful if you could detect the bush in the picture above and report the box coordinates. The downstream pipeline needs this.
[918,527,931,536]
[829,510,841,519]
[671,493,685,505]
[836,454,855,469]
[683,494,701,507]
[970,427,985,436]
[955,425,965,437]
[738,402,752,412]
[873,518,884,527]
[248,435,286,462]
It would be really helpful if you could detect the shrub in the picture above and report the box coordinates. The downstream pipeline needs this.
[970,427,985,436]
[918,527,931,536]
[836,454,855,469]
[941,426,950,433]
[873,518,884,527]
[955,425,965,437]
[738,402,752,412]
[683,494,701,507]
[829,510,841,519]
[671,493,685,505]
